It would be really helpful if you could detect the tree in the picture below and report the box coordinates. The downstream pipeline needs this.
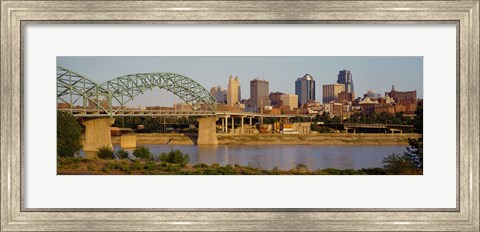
[383,106,423,173]
[57,111,82,157]
[159,149,190,167]
[96,146,115,159]
[133,146,153,161]
[405,106,423,168]
[383,154,418,175]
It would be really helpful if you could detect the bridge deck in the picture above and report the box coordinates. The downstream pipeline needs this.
[58,108,313,118]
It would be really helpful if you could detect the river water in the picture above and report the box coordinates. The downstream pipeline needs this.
[87,144,406,170]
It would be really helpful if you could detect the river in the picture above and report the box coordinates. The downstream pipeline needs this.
[83,144,406,170]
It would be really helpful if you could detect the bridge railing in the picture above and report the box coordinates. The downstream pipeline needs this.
[343,123,387,128]
[342,123,414,128]
[58,108,217,117]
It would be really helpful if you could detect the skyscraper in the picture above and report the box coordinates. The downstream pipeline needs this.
[322,83,345,103]
[227,75,241,106]
[250,78,270,110]
[295,74,316,107]
[280,94,299,110]
[337,70,354,94]
[269,91,284,107]
[210,86,227,104]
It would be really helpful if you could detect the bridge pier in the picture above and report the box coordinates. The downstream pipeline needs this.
[82,118,115,152]
[197,117,218,145]
[240,116,244,134]
[222,118,225,133]
[120,135,137,148]
[222,115,229,133]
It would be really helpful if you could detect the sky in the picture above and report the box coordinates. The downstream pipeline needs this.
[57,56,423,107]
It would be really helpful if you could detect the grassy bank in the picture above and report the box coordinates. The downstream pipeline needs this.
[58,157,412,175]
[111,133,419,146]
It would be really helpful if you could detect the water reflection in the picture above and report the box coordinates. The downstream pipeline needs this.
[81,144,406,170]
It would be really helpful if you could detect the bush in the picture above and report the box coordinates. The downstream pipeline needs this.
[57,157,84,169]
[116,149,130,160]
[215,164,238,175]
[57,111,83,157]
[144,161,157,171]
[96,146,115,159]
[133,146,153,161]
[107,161,132,173]
[383,153,417,175]
[101,166,111,173]
[158,149,189,167]
[165,164,182,173]
[193,163,209,168]
[361,168,387,175]
[131,160,143,170]
[314,168,366,175]
[270,166,280,175]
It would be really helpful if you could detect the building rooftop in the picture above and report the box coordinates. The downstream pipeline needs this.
[298,73,314,81]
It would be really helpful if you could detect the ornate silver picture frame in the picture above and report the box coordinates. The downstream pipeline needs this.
[1,0,478,231]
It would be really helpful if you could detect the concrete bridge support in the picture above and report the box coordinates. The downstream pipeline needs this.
[221,116,229,133]
[240,116,245,134]
[197,117,218,145]
[221,117,225,133]
[121,135,137,148]
[82,118,115,152]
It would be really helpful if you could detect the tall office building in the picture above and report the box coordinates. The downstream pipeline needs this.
[269,91,285,107]
[250,78,270,110]
[210,86,227,104]
[295,74,316,107]
[227,75,241,106]
[337,70,354,94]
[280,94,299,110]
[322,83,345,103]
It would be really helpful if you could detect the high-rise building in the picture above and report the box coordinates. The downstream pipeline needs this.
[227,75,241,106]
[280,94,299,110]
[338,91,355,102]
[250,78,270,110]
[295,74,316,107]
[322,83,345,103]
[210,86,227,104]
[337,70,354,94]
[269,91,285,106]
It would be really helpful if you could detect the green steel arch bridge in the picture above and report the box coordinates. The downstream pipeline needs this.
[56,66,217,117]
[57,66,219,149]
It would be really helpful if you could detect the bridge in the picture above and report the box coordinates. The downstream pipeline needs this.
[57,66,220,151]
[327,123,414,134]
[57,67,312,152]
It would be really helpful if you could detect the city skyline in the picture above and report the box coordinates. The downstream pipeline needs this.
[57,56,423,107]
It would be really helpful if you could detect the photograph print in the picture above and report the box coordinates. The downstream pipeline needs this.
[56,56,423,175]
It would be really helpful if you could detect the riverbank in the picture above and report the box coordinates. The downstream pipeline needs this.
[58,157,404,175]
[111,133,419,146]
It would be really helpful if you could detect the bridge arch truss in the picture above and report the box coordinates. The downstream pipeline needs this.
[57,66,217,117]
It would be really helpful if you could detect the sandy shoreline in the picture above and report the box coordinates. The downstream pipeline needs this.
[111,133,419,146]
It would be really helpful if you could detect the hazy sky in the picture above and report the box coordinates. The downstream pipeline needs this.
[57,56,423,107]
